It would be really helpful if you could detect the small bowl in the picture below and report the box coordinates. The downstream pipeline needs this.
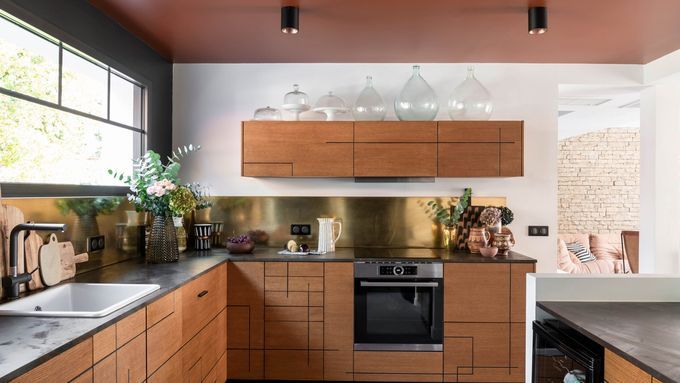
[479,246,499,258]
[226,241,255,254]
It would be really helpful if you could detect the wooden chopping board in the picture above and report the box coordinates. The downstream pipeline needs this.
[25,230,45,290]
[59,241,88,281]
[39,233,62,287]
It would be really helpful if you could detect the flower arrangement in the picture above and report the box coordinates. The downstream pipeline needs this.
[479,207,502,227]
[424,188,472,227]
[109,145,200,217]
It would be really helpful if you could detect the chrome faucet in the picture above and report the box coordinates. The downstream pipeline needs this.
[2,223,67,300]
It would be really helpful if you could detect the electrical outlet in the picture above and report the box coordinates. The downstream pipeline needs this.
[290,224,312,236]
[528,226,549,237]
[87,235,106,252]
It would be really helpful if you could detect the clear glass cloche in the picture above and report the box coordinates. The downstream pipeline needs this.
[282,84,311,120]
[448,67,493,120]
[352,76,386,121]
[313,91,348,121]
[253,106,282,121]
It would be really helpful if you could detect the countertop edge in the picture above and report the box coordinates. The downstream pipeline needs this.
[537,301,675,383]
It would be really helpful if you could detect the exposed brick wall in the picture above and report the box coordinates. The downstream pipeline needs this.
[558,127,639,234]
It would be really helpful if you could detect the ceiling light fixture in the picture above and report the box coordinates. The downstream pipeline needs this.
[528,6,547,35]
[281,6,299,34]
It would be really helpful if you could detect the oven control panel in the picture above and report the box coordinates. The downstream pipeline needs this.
[379,265,417,276]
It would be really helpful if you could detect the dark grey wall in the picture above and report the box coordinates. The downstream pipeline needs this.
[0,0,172,158]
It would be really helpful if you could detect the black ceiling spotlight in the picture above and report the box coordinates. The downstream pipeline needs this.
[281,6,299,34]
[528,6,548,35]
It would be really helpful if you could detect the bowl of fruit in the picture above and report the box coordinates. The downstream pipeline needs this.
[226,234,255,254]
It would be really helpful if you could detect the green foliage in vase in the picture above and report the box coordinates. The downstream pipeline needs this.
[425,188,472,227]
[56,197,121,217]
[108,145,200,216]
[169,186,197,217]
[499,206,514,226]
[188,182,213,210]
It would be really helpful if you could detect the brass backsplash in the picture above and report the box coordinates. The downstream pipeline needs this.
[2,196,505,275]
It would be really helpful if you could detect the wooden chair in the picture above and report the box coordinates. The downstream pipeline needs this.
[621,231,640,274]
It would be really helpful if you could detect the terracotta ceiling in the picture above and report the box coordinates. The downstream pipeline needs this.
[89,0,680,64]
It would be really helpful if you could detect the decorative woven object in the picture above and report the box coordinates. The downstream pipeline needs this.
[194,224,213,250]
[211,221,224,247]
[457,205,485,250]
[147,215,179,263]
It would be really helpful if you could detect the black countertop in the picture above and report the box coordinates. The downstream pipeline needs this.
[0,247,535,381]
[538,301,680,383]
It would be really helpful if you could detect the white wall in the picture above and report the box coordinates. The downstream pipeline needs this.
[173,63,641,272]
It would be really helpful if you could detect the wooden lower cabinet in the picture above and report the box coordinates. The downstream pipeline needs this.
[605,349,654,383]
[324,262,354,381]
[11,338,93,383]
[354,351,443,382]
[117,333,146,383]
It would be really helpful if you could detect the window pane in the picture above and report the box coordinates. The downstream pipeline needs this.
[62,49,107,117]
[0,16,59,102]
[0,94,136,186]
[110,73,142,128]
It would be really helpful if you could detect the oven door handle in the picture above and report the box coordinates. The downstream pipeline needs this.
[359,281,439,288]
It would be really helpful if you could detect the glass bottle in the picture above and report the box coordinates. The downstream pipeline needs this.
[448,67,493,120]
[394,65,439,121]
[352,76,386,121]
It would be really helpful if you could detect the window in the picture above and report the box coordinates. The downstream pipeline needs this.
[0,11,145,188]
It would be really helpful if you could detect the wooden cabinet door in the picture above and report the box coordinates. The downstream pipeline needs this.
[354,122,437,177]
[324,262,354,381]
[242,121,353,177]
[444,263,510,322]
[147,290,183,377]
[147,350,183,383]
[182,264,226,344]
[117,333,146,383]
[510,263,534,323]
[354,351,443,382]
[605,349,652,383]
[437,121,523,177]
[11,338,93,383]
[227,262,265,380]
[93,353,116,383]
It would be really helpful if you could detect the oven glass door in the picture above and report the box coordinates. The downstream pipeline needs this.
[355,279,443,348]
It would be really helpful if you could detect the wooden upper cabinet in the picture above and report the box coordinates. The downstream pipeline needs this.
[354,121,437,177]
[438,121,524,177]
[242,121,353,177]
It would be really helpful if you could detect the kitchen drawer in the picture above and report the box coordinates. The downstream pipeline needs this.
[93,325,116,363]
[93,353,115,383]
[355,121,437,142]
[265,321,323,349]
[288,262,324,277]
[265,290,323,306]
[116,308,145,347]
[264,276,287,291]
[117,332,146,383]
[242,163,293,177]
[147,290,182,376]
[11,338,93,383]
[147,351,182,383]
[182,263,226,344]
[438,121,500,142]
[265,262,288,276]
[265,306,323,322]
[288,276,324,292]
[227,350,264,380]
[354,351,443,381]
[183,310,227,382]
[265,350,323,380]
[70,369,93,383]
[203,351,227,383]
[146,289,177,328]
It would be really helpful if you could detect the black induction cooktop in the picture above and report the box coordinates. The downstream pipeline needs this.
[352,248,441,260]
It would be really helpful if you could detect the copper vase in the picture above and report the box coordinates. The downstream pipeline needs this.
[467,227,490,254]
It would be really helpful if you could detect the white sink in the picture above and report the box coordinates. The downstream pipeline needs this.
[0,283,160,317]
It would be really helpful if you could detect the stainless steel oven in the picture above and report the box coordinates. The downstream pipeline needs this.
[354,261,443,351]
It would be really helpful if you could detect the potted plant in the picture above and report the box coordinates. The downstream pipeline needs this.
[169,185,197,253]
[189,183,213,224]
[109,145,200,263]
[56,197,121,253]
[424,188,472,252]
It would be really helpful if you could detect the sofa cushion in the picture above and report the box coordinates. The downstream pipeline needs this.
[589,233,622,261]
[566,241,597,262]
[557,234,590,249]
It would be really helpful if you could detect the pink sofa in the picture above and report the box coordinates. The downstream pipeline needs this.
[557,233,628,274]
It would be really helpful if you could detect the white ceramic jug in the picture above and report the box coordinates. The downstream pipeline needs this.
[317,217,342,253]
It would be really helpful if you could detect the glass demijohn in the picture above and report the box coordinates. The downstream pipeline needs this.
[394,65,439,121]
[448,67,493,120]
[282,84,311,120]
[352,76,386,121]
[253,106,282,121]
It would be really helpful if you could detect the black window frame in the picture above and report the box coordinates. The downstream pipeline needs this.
[0,7,151,198]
